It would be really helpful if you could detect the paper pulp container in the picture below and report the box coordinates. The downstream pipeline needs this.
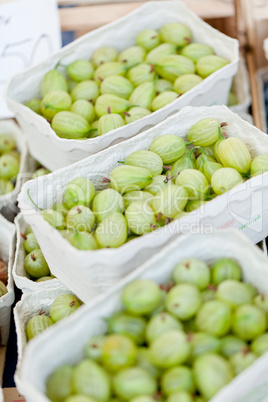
[0,120,34,220]
[13,213,62,293]
[17,105,268,303]
[229,58,251,114]
[5,1,239,171]
[0,214,15,345]
[14,285,75,368]
[14,230,268,402]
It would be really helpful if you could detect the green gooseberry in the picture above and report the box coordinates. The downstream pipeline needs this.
[46,365,74,402]
[92,46,118,67]
[67,60,94,82]
[165,284,201,320]
[122,279,162,316]
[50,294,81,322]
[113,367,157,400]
[195,300,232,337]
[145,312,183,344]
[172,258,210,290]
[92,188,124,223]
[72,359,111,401]
[24,249,50,279]
[0,154,20,180]
[149,135,186,164]
[0,179,14,195]
[0,134,16,154]
[41,209,65,230]
[66,205,95,232]
[232,304,266,341]
[64,177,95,209]
[101,334,137,372]
[85,335,106,362]
[106,312,146,345]
[211,258,242,285]
[23,232,40,253]
[41,69,68,97]
[95,212,127,248]
[71,100,96,123]
[26,315,54,340]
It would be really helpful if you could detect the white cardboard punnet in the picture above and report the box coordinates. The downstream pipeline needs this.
[229,58,251,114]
[17,106,268,303]
[0,214,15,345]
[14,230,268,402]
[5,1,239,171]
[236,112,254,125]
[13,213,62,293]
[0,120,33,220]
[14,285,74,368]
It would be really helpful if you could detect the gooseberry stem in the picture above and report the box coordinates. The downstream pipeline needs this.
[102,177,110,184]
[27,189,43,211]
[163,165,172,171]
[185,141,195,146]
[208,284,217,291]
[165,217,173,224]
[55,53,73,69]
[164,175,173,183]
[156,212,163,222]
[55,60,61,69]
[218,126,228,139]
[187,148,195,159]
[242,172,251,180]
[20,232,27,240]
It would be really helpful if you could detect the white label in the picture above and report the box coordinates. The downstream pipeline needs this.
[0,0,61,118]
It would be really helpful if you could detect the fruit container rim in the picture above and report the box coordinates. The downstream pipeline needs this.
[14,229,268,402]
[4,0,239,170]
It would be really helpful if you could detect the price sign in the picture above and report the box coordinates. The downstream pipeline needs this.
[0,0,61,118]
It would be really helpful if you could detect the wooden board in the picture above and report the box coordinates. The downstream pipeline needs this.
[59,0,235,32]
[0,347,6,386]
[235,0,268,131]
[3,388,25,402]
[58,0,235,19]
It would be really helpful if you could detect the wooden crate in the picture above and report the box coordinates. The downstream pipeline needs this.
[236,0,268,131]
[58,0,237,39]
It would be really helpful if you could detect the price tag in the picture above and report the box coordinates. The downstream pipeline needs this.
[0,0,61,118]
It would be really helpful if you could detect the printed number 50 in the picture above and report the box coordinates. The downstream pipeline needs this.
[0,33,53,84]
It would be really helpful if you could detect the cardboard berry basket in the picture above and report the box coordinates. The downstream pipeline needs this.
[17,105,268,304]
[14,230,268,402]
[14,285,75,369]
[229,58,251,115]
[5,0,239,171]
[0,214,15,345]
[0,120,34,221]
[13,213,62,293]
